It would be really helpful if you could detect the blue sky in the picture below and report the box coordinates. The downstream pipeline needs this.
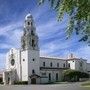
[0,0,90,69]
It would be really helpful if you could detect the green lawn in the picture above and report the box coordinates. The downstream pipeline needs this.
[83,87,90,90]
[81,81,90,87]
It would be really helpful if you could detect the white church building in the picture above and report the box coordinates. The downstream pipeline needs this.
[3,13,90,85]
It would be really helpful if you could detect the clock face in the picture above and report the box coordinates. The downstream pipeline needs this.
[11,59,15,66]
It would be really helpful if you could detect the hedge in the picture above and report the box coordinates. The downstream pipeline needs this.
[14,81,28,85]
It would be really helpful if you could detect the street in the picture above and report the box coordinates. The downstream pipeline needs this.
[0,82,90,90]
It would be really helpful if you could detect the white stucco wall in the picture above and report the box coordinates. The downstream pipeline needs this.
[21,50,40,83]
[28,50,40,76]
[6,48,17,70]
[39,57,66,83]
[21,50,28,81]
[75,59,87,72]
[67,58,87,73]
[87,63,90,75]
[40,69,63,83]
[5,48,22,81]
[40,57,66,68]
[68,60,75,70]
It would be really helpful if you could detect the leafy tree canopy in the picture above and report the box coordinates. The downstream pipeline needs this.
[63,69,89,81]
[39,0,90,45]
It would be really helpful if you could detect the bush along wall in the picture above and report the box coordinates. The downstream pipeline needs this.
[14,81,28,85]
[0,77,3,84]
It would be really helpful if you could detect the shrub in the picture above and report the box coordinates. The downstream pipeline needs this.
[14,81,28,85]
[0,77,3,84]
[63,69,89,82]
[81,82,90,86]
[0,82,4,84]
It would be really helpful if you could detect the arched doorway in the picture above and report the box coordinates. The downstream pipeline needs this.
[7,77,10,84]
[31,78,36,84]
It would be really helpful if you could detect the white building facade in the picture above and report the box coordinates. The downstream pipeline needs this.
[3,13,90,85]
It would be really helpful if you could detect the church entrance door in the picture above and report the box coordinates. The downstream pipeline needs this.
[7,77,10,84]
[31,78,36,84]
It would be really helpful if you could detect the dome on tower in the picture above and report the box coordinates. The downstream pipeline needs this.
[25,13,33,20]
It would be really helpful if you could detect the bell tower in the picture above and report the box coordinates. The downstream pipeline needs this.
[21,13,39,50]
[21,13,40,84]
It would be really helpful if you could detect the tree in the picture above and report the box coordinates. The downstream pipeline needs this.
[39,0,90,45]
[63,69,89,82]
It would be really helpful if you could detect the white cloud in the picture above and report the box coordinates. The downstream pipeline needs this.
[0,21,22,35]
[0,21,23,48]
[37,16,67,39]
[40,39,76,56]
[0,53,6,69]
[0,43,13,49]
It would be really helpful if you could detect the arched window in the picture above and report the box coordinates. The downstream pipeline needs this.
[43,62,45,67]
[28,22,30,25]
[63,63,65,67]
[68,63,70,67]
[80,62,82,67]
[32,69,35,74]
[57,63,59,67]
[32,39,35,47]
[31,22,33,26]
[11,59,15,66]
[32,59,35,61]
[49,73,51,81]
[31,30,34,35]
[50,62,52,67]
[56,73,58,81]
